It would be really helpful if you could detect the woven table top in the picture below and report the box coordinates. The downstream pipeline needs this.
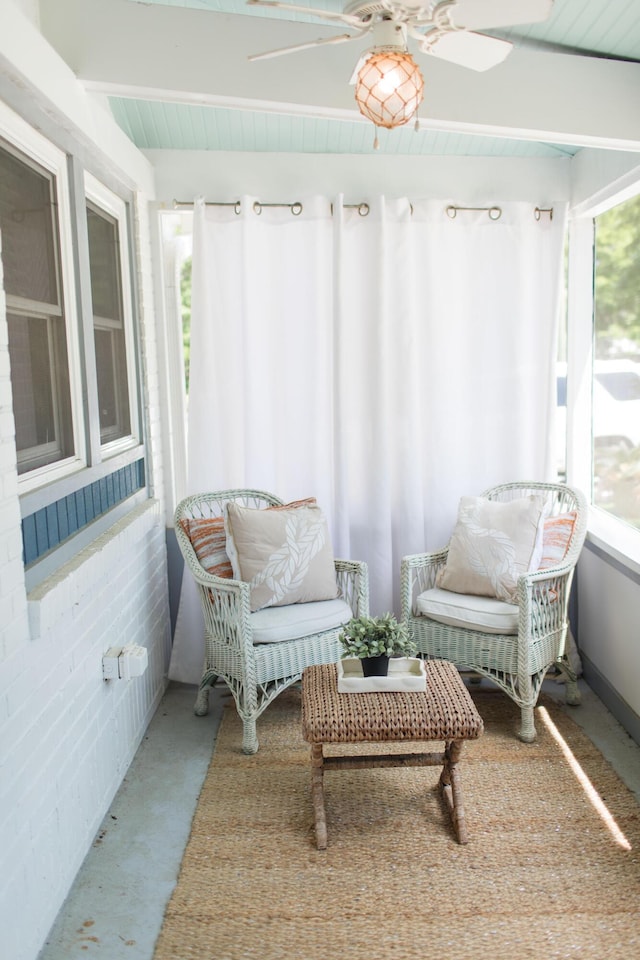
[301,661,484,744]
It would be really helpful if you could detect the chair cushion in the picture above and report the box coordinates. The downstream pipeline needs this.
[436,494,547,602]
[416,587,518,635]
[250,598,352,644]
[225,501,339,612]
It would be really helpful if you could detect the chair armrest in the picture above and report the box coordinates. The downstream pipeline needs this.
[518,558,578,596]
[334,559,369,617]
[400,548,449,619]
[515,563,577,638]
[188,569,253,647]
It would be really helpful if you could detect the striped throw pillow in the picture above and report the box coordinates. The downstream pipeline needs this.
[538,512,577,570]
[180,517,232,578]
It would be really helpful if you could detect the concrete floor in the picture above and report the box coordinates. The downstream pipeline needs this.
[37,683,225,960]
[37,677,640,960]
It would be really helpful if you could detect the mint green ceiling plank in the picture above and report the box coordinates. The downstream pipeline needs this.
[108,98,579,157]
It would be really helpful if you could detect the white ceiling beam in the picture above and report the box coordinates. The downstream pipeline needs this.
[80,78,640,154]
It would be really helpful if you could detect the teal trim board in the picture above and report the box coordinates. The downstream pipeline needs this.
[22,459,146,566]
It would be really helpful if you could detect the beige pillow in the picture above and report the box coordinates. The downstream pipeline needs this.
[225,497,316,580]
[437,494,548,602]
[224,501,339,612]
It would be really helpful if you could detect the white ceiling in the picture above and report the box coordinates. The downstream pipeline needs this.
[38,0,640,157]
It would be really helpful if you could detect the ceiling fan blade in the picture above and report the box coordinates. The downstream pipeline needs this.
[246,0,362,27]
[445,0,554,31]
[248,31,361,62]
[421,30,513,71]
[349,50,372,84]
[490,31,640,64]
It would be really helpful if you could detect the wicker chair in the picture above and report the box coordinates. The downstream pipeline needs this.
[175,489,369,753]
[401,482,588,742]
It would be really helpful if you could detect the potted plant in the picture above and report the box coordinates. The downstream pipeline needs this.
[338,613,417,677]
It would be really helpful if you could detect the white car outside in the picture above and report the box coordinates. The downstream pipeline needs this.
[557,359,640,460]
[592,359,640,449]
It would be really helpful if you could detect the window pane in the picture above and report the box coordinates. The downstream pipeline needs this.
[593,194,640,529]
[0,142,75,476]
[95,327,130,442]
[0,144,59,304]
[86,204,122,322]
[86,202,131,445]
[7,313,73,473]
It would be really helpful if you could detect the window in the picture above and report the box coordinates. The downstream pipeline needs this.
[592,193,640,530]
[85,176,137,450]
[0,140,76,475]
[0,103,146,582]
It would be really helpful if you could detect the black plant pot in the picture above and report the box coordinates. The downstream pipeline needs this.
[361,654,390,677]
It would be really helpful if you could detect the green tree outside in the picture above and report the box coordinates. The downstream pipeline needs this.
[593,193,640,529]
[594,194,640,357]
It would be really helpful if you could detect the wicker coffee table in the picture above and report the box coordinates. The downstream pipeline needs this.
[301,660,484,849]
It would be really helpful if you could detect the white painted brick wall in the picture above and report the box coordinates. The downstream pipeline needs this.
[0,149,172,960]
[0,503,171,960]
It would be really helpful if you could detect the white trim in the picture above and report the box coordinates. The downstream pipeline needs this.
[84,171,141,450]
[586,508,640,579]
[16,455,87,497]
[84,80,640,154]
[570,166,640,219]
[0,100,88,489]
[566,185,640,568]
[564,216,594,495]
[155,208,190,522]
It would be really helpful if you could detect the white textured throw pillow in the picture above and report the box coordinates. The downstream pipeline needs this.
[436,494,548,602]
[224,501,339,612]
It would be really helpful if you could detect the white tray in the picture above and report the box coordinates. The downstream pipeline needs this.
[337,657,427,693]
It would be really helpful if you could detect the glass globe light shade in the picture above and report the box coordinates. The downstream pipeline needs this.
[355,50,424,129]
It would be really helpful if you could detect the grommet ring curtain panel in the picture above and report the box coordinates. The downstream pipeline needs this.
[169,195,566,685]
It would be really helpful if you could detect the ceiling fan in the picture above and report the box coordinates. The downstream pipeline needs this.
[248,0,553,70]
[246,0,554,135]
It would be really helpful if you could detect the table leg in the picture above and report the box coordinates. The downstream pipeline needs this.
[310,743,327,850]
[439,740,469,844]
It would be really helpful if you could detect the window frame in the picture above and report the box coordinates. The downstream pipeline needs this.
[0,99,148,588]
[0,102,87,494]
[566,180,640,574]
[84,172,141,457]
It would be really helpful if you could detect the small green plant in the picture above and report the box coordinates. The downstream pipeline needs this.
[338,613,417,659]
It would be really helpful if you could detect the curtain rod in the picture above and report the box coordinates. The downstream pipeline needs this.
[446,205,554,221]
[172,199,553,220]
[172,199,368,216]
[172,199,304,216]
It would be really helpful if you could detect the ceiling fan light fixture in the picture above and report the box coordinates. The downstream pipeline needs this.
[355,49,424,129]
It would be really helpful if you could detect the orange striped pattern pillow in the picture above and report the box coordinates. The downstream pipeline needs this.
[180,517,232,578]
[270,497,316,512]
[538,512,577,570]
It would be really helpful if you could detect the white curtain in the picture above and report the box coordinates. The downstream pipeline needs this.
[169,195,566,684]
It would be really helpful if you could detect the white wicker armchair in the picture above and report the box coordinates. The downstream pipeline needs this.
[401,482,588,742]
[175,489,369,753]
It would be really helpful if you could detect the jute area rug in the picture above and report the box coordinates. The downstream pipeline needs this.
[153,682,640,960]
